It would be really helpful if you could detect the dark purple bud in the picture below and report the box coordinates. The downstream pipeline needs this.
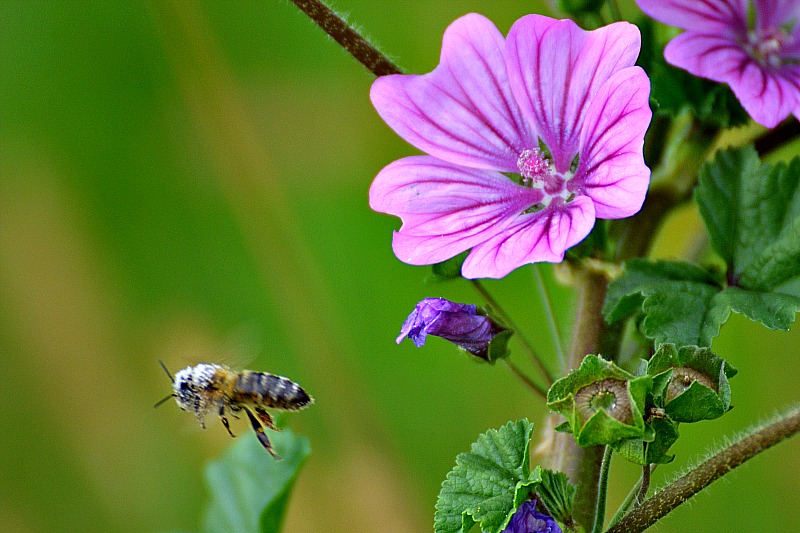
[499,500,561,533]
[396,298,506,360]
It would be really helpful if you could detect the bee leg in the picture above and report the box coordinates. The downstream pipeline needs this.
[244,407,280,460]
[255,407,280,431]
[219,405,236,438]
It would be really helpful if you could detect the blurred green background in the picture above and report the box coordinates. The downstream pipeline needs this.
[1,1,798,532]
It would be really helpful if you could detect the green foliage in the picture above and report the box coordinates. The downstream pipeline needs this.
[202,430,311,533]
[648,344,737,423]
[696,147,800,291]
[547,355,651,447]
[606,148,800,348]
[535,469,577,526]
[434,420,542,533]
[637,19,748,128]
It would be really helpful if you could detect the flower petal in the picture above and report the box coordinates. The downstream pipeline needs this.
[573,67,652,219]
[635,0,746,33]
[665,32,800,128]
[462,197,595,279]
[370,13,533,172]
[369,156,544,266]
[506,16,641,172]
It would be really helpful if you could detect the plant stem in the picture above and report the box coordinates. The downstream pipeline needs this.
[502,359,548,399]
[636,464,652,504]
[606,405,800,533]
[544,269,614,529]
[591,446,613,533]
[471,279,555,385]
[288,0,402,76]
[532,264,565,366]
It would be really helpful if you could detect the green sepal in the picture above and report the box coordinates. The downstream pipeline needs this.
[458,305,513,364]
[554,421,572,434]
[427,251,469,283]
[535,469,577,526]
[648,344,737,423]
[434,420,544,533]
[611,417,679,465]
[547,355,652,447]
[462,328,513,364]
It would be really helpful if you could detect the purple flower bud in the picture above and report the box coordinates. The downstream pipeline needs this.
[396,298,506,360]
[499,500,561,533]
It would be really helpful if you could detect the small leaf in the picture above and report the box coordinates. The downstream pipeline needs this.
[202,430,311,533]
[535,470,576,526]
[434,420,542,533]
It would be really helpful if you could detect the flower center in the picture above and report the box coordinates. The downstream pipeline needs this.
[746,27,793,69]
[574,378,633,425]
[516,148,565,195]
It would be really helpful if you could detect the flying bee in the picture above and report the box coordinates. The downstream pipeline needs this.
[156,361,313,459]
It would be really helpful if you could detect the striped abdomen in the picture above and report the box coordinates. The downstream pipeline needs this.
[233,371,313,411]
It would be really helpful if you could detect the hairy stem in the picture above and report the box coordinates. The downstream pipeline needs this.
[288,0,402,76]
[545,269,614,528]
[606,405,800,533]
[636,464,652,504]
[471,279,555,385]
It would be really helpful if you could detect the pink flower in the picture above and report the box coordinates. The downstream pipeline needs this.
[369,14,651,279]
[636,0,800,128]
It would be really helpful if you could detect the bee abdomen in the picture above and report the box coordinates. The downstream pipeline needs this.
[235,372,312,411]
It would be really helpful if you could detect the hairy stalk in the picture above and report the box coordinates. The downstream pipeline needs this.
[545,269,614,528]
[606,405,800,533]
[590,446,613,533]
[502,359,548,399]
[532,264,566,366]
[288,0,402,76]
[471,279,556,385]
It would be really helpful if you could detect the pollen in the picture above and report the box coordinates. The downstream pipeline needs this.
[517,148,565,195]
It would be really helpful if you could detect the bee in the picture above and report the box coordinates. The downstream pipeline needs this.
[156,361,313,459]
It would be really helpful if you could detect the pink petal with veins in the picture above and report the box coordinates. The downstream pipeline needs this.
[370,13,533,173]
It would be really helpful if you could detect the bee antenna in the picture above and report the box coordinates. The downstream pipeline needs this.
[158,359,174,382]
[154,394,175,409]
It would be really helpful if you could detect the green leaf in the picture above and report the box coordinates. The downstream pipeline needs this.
[696,147,800,290]
[202,430,311,533]
[604,259,800,347]
[434,420,542,533]
[535,470,576,526]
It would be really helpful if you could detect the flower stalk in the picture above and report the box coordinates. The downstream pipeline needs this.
[606,405,800,533]
[288,0,401,76]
